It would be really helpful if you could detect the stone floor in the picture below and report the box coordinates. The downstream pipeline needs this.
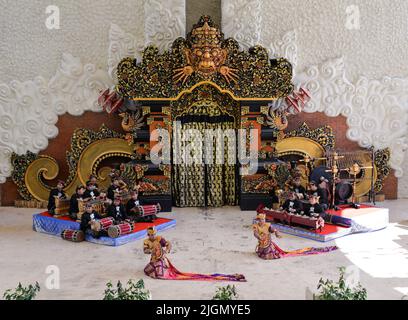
[0,200,407,300]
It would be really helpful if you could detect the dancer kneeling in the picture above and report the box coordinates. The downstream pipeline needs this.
[143,227,246,282]
[252,213,337,260]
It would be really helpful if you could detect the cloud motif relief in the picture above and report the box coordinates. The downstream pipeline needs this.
[0,0,186,185]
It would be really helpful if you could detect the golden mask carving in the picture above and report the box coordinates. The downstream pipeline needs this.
[173,17,238,85]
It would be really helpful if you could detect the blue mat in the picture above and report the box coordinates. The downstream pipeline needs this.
[33,213,176,246]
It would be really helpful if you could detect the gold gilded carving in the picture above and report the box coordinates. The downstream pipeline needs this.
[77,138,134,186]
[116,16,293,100]
[173,17,238,85]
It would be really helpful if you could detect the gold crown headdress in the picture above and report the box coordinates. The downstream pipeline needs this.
[256,213,266,220]
[189,16,223,48]
[147,227,157,235]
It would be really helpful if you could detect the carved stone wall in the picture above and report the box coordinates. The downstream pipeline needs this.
[222,0,408,197]
[0,0,186,188]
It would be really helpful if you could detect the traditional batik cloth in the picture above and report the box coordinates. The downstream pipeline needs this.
[143,236,246,282]
[252,222,337,260]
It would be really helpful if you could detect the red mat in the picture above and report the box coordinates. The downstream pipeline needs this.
[39,212,173,235]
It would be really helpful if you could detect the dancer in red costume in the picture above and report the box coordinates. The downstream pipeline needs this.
[252,213,337,259]
[143,227,245,282]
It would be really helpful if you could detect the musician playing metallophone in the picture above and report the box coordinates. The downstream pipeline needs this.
[289,176,307,200]
[107,178,123,201]
[69,185,86,220]
[280,191,303,214]
[83,180,100,200]
[47,180,67,216]
[307,180,329,210]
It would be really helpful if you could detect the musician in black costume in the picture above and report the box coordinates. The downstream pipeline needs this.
[47,180,67,215]
[290,176,307,200]
[83,180,100,200]
[88,174,99,190]
[303,194,324,218]
[308,180,329,210]
[126,190,142,216]
[107,178,121,201]
[280,191,302,214]
[107,197,128,223]
[80,203,105,238]
[69,185,86,220]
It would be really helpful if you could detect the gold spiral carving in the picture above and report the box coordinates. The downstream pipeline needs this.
[275,136,377,197]
[24,138,134,201]
[24,156,78,201]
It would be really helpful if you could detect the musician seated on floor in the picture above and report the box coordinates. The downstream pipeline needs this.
[280,191,302,214]
[308,180,329,210]
[107,178,122,201]
[83,180,100,200]
[47,180,67,215]
[126,190,142,216]
[80,203,105,238]
[88,174,99,190]
[107,196,128,223]
[69,185,86,220]
[303,195,325,218]
[98,189,112,210]
[290,176,307,200]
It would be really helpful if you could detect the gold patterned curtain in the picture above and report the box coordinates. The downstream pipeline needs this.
[172,103,237,207]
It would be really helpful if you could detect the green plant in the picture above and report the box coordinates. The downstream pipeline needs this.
[103,279,151,300]
[212,285,238,300]
[3,282,40,300]
[314,267,367,300]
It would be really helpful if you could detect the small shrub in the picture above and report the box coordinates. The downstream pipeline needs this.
[103,279,151,300]
[314,267,367,300]
[212,285,238,300]
[3,282,40,300]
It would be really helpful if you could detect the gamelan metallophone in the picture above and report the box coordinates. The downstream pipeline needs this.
[77,199,105,220]
[54,196,70,216]
[260,208,324,231]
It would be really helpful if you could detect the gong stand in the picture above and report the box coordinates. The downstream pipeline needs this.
[346,162,373,209]
[299,155,313,181]
[324,152,345,210]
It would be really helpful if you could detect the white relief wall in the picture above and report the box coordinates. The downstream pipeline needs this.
[221,0,261,50]
[222,0,408,197]
[0,0,186,184]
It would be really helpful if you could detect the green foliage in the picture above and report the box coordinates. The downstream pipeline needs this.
[103,279,151,300]
[3,282,40,300]
[212,285,238,300]
[314,267,367,300]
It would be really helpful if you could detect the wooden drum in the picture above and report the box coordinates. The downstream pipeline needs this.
[107,222,134,238]
[61,229,85,242]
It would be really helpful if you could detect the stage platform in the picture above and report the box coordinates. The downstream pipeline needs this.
[33,212,176,246]
[264,204,389,242]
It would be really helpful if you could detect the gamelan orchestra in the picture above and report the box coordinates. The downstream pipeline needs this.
[18,16,392,282]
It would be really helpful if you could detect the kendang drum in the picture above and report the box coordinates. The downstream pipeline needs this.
[335,181,353,204]
[107,222,134,238]
[61,229,85,242]
[134,204,161,221]
[91,217,115,232]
